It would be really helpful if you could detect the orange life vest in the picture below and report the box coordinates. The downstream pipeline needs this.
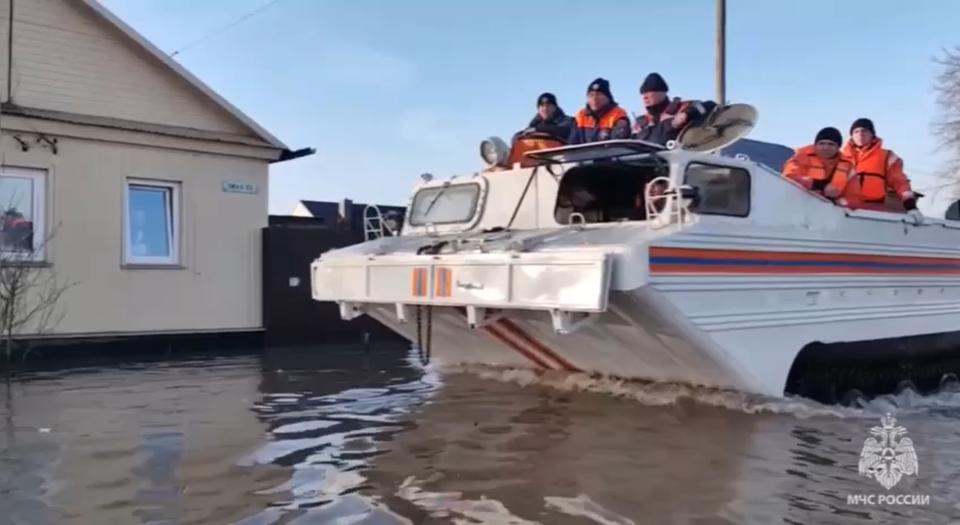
[800,146,852,182]
[575,105,629,130]
[849,146,893,202]
[782,145,852,197]
[505,136,565,168]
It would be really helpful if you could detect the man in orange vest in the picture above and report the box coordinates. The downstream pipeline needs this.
[841,118,923,222]
[782,127,852,203]
[568,78,631,144]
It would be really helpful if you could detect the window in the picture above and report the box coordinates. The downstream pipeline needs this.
[683,163,751,217]
[124,180,180,265]
[0,167,46,260]
[554,162,666,224]
[408,183,480,226]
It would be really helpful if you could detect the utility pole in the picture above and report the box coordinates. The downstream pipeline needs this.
[716,0,726,105]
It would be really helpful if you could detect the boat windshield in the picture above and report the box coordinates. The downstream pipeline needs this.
[408,182,481,226]
[525,139,665,164]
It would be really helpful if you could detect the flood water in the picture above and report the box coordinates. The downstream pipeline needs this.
[2,345,960,525]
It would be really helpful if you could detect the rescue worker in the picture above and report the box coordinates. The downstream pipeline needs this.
[514,92,574,143]
[1,208,32,251]
[568,78,631,144]
[631,73,715,145]
[841,118,923,222]
[781,127,852,202]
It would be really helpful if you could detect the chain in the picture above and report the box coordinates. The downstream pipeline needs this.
[414,305,432,366]
[415,305,423,362]
[425,305,432,365]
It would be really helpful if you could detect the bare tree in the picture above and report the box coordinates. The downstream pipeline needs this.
[0,222,72,365]
[933,47,960,200]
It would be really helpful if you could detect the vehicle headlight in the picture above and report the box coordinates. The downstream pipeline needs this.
[480,136,509,167]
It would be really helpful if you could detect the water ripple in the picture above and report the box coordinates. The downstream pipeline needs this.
[4,347,960,523]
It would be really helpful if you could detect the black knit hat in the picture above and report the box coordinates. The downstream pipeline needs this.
[850,118,876,135]
[814,127,842,145]
[537,92,557,107]
[640,72,669,93]
[587,77,613,100]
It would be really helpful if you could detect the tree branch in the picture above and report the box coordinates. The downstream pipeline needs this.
[0,220,73,364]
[931,47,960,197]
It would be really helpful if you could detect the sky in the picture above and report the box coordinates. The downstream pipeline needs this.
[99,0,960,216]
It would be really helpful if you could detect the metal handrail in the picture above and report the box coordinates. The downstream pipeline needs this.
[645,176,694,229]
[364,204,397,241]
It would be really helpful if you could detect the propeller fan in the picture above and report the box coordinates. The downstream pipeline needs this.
[677,103,758,152]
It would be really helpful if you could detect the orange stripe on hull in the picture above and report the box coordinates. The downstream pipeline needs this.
[497,319,582,372]
[650,264,960,275]
[650,246,960,266]
[452,308,577,372]
[649,246,960,276]
[484,325,552,369]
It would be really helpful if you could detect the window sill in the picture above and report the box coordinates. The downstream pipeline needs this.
[121,263,186,270]
[0,260,51,268]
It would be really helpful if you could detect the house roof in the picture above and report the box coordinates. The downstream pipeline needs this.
[298,200,338,218]
[77,0,293,154]
[721,138,794,172]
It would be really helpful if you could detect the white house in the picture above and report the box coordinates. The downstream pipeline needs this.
[0,0,310,340]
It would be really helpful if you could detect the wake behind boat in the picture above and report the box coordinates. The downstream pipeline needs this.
[310,105,960,404]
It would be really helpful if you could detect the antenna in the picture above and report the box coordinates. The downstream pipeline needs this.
[170,0,286,57]
[716,0,726,105]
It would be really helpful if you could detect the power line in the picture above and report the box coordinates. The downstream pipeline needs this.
[170,0,286,58]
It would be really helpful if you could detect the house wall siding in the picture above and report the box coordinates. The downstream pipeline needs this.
[8,0,252,135]
[0,129,268,335]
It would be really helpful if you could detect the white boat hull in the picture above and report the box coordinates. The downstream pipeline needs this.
[361,271,960,398]
[310,140,960,401]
